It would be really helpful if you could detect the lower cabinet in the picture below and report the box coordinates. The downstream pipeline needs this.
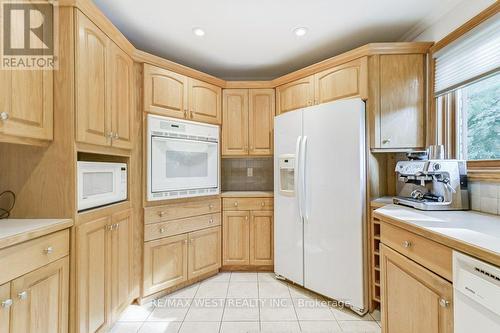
[143,226,221,297]
[222,204,274,267]
[380,244,453,333]
[76,208,132,333]
[0,283,10,332]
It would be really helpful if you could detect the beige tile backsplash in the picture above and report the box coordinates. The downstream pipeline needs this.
[469,181,500,215]
[221,158,274,192]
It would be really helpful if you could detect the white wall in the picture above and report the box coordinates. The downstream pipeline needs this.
[407,0,495,42]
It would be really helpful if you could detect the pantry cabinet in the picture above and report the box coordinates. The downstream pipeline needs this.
[380,244,453,333]
[222,89,274,156]
[76,208,133,333]
[75,10,134,150]
[9,258,69,333]
[144,64,222,125]
[222,198,274,267]
[0,58,53,144]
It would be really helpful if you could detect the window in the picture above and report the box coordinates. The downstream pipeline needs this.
[456,73,500,160]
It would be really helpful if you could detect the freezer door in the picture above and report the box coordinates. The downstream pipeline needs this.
[302,98,366,311]
[274,110,304,286]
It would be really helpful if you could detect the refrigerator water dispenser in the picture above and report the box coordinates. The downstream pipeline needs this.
[279,155,295,196]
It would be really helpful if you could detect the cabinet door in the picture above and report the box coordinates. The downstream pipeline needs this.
[314,58,367,105]
[0,282,11,333]
[143,64,188,119]
[250,211,273,265]
[109,43,134,150]
[223,211,250,265]
[380,244,453,333]
[379,54,425,149]
[143,234,188,296]
[109,209,132,323]
[222,89,248,156]
[76,216,110,333]
[189,78,222,125]
[249,89,275,156]
[276,76,314,115]
[75,11,110,147]
[188,226,222,279]
[10,257,69,333]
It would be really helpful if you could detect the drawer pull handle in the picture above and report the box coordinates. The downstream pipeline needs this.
[1,299,13,308]
[159,228,166,233]
[18,291,28,300]
[439,298,450,308]
[402,240,412,248]
[44,246,54,255]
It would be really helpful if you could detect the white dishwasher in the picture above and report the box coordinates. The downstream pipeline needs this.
[453,251,500,332]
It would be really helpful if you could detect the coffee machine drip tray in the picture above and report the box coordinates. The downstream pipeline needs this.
[393,196,456,211]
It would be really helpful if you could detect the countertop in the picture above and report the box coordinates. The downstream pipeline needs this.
[0,218,73,250]
[374,205,500,266]
[370,196,394,208]
[221,191,274,198]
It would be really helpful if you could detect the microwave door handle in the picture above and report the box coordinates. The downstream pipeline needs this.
[300,136,308,223]
[295,136,303,220]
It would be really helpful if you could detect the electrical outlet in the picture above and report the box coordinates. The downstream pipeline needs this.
[247,167,253,177]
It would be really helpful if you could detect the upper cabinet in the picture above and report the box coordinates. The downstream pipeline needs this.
[0,54,53,145]
[75,11,134,150]
[276,75,314,115]
[370,54,425,149]
[222,89,274,156]
[144,64,222,125]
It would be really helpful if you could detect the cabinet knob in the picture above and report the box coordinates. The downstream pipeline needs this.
[184,110,188,118]
[439,298,450,308]
[382,138,391,144]
[184,239,188,244]
[245,216,248,221]
[18,291,28,300]
[113,133,119,139]
[44,246,54,255]
[159,227,166,233]
[402,240,412,248]
[114,223,119,230]
[0,112,9,121]
[190,111,194,118]
[209,203,214,209]
[209,218,214,224]
[261,202,265,207]
[158,211,166,217]
[1,299,13,308]
[234,202,238,207]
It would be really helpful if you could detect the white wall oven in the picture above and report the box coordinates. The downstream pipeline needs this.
[147,115,220,201]
[77,161,128,211]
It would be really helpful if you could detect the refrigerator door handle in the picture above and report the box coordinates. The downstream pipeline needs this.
[295,136,303,220]
[301,136,308,222]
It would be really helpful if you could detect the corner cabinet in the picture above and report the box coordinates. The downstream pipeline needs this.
[144,64,222,125]
[222,89,274,156]
[75,10,134,150]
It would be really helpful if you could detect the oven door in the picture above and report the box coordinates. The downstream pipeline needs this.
[150,136,219,193]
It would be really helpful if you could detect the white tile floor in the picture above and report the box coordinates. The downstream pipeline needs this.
[112,272,381,333]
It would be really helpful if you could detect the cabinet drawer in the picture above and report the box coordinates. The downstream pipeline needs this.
[0,229,69,285]
[381,223,452,281]
[223,198,273,211]
[145,213,221,241]
[145,198,221,224]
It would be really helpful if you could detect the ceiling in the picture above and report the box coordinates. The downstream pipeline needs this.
[93,0,460,80]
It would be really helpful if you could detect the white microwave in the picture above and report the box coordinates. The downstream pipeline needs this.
[147,114,220,201]
[77,161,127,211]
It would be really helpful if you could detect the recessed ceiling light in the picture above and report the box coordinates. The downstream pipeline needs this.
[293,27,308,37]
[192,27,206,37]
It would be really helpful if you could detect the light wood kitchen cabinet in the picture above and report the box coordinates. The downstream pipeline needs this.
[189,78,222,125]
[380,244,453,333]
[223,198,274,267]
[276,75,314,115]
[222,211,250,265]
[222,89,248,155]
[249,211,273,265]
[188,227,222,279]
[370,54,425,149]
[314,58,367,105]
[0,283,11,332]
[143,65,188,119]
[144,64,222,124]
[10,257,69,333]
[222,89,274,156]
[76,207,133,333]
[0,60,53,144]
[76,10,134,150]
[143,234,188,296]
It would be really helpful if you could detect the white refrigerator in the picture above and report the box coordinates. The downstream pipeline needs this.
[274,98,367,314]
